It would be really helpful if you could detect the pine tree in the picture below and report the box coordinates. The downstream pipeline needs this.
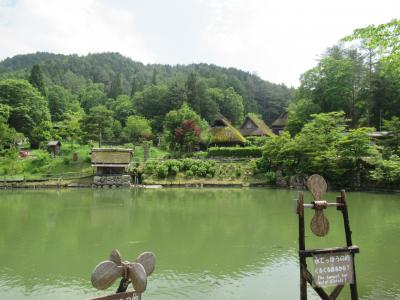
[185,72,201,113]
[151,69,157,85]
[108,73,123,99]
[29,64,46,96]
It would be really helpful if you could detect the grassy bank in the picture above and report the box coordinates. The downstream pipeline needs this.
[0,142,271,187]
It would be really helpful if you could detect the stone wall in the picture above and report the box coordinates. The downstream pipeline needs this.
[93,175,131,188]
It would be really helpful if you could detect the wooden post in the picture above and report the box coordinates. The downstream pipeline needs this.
[143,143,149,162]
[298,192,307,300]
[338,190,359,300]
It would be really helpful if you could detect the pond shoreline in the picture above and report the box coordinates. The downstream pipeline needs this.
[0,179,399,193]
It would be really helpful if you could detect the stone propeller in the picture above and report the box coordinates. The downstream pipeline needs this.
[307,174,330,237]
[91,249,156,293]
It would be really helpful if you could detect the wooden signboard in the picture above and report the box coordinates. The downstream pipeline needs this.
[295,175,359,300]
[313,251,354,287]
[89,291,141,300]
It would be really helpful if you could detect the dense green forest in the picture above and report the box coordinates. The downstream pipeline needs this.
[260,19,400,187]
[0,19,399,187]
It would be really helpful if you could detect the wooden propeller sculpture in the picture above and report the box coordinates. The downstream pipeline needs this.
[307,174,330,237]
[91,249,156,293]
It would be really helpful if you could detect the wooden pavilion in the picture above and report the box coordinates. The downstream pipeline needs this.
[91,148,133,175]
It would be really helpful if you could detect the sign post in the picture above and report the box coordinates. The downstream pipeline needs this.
[295,174,359,300]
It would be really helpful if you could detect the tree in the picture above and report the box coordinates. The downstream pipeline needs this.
[185,72,201,113]
[383,116,400,156]
[132,84,169,131]
[59,112,84,150]
[108,73,123,99]
[82,105,114,147]
[174,119,202,152]
[0,79,50,139]
[122,115,152,144]
[342,19,400,73]
[207,87,244,125]
[164,80,187,113]
[164,103,206,151]
[336,127,377,186]
[110,94,135,126]
[30,121,58,149]
[151,69,158,85]
[293,45,367,129]
[79,83,107,113]
[47,84,81,122]
[286,98,320,135]
[0,103,19,150]
[29,64,46,96]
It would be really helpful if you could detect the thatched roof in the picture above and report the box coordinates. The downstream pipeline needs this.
[210,115,246,144]
[91,148,133,167]
[47,140,61,147]
[271,111,289,127]
[240,115,275,137]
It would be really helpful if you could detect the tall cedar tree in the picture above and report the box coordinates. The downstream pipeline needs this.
[29,64,46,96]
[108,73,123,99]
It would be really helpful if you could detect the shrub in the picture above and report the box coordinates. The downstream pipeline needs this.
[163,159,183,175]
[249,158,271,175]
[370,155,400,183]
[156,164,169,178]
[265,171,276,184]
[192,151,208,159]
[208,147,262,158]
[244,136,268,147]
[235,165,242,177]
[144,160,158,175]
[63,157,70,165]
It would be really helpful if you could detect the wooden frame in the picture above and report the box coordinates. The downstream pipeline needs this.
[296,190,359,300]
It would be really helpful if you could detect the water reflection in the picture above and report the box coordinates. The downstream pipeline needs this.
[0,188,399,299]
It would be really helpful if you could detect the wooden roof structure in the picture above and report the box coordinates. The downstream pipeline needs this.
[239,114,275,137]
[91,148,133,167]
[209,115,246,145]
[47,140,61,147]
[272,111,289,127]
[271,111,289,134]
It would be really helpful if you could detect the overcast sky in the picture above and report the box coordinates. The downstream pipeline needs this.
[0,0,398,86]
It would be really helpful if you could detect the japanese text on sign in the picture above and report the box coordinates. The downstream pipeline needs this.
[313,251,354,287]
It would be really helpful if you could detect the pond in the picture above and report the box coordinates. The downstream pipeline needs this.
[0,188,399,299]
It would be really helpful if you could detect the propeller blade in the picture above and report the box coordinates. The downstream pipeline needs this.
[109,249,122,266]
[135,252,156,276]
[129,263,147,293]
[91,260,122,290]
[307,174,327,200]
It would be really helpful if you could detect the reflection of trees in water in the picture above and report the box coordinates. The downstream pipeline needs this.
[0,189,399,297]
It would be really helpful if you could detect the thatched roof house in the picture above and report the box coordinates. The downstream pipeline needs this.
[271,111,289,135]
[91,148,133,175]
[209,115,246,146]
[240,114,275,137]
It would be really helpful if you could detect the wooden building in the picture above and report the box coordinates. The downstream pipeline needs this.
[239,114,275,137]
[91,148,133,175]
[209,115,246,146]
[47,141,61,156]
[271,111,289,135]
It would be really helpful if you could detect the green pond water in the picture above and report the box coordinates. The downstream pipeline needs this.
[0,188,399,300]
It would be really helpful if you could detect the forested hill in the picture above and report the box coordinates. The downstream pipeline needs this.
[0,52,294,125]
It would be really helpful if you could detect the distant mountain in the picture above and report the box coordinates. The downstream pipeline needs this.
[0,52,294,124]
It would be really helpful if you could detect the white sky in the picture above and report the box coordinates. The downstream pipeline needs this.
[0,0,398,87]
